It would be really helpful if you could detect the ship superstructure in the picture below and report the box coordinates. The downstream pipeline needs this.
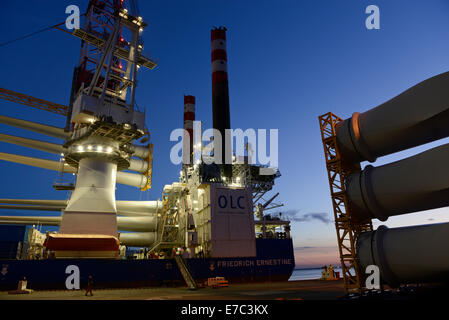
[148,26,290,261]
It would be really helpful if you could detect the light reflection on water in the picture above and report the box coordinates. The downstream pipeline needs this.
[288,267,344,281]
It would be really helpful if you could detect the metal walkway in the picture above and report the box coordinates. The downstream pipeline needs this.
[174,255,197,290]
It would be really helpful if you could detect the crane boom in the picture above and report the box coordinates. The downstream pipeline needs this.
[0,87,68,116]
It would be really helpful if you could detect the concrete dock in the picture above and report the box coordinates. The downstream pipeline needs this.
[0,279,345,300]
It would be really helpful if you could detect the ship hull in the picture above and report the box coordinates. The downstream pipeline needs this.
[0,239,294,290]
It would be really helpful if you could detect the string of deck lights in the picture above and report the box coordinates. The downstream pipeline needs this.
[73,145,114,153]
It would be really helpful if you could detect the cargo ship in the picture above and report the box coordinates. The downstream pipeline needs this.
[0,0,294,291]
[0,235,294,290]
[0,178,294,291]
[0,161,294,290]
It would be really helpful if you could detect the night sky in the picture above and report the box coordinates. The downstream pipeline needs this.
[1,0,449,267]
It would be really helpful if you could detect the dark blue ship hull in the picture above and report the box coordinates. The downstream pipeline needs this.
[0,239,294,290]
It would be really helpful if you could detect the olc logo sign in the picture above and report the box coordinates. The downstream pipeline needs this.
[218,195,246,210]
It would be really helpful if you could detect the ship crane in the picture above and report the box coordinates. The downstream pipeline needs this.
[0,0,158,257]
[0,88,68,116]
[253,192,289,240]
[254,192,281,220]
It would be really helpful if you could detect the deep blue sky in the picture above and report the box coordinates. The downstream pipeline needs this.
[1,0,449,267]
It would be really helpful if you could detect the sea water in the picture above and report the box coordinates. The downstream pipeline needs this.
[288,267,343,281]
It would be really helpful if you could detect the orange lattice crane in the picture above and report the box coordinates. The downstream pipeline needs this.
[0,87,68,116]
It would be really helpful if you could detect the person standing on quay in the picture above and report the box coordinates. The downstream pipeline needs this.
[85,275,93,296]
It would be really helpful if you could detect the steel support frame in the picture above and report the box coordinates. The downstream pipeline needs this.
[150,190,183,253]
[318,112,372,294]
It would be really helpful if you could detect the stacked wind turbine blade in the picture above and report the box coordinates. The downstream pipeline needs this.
[333,71,449,287]
[0,199,162,217]
[0,115,69,139]
[0,214,157,232]
[0,152,150,188]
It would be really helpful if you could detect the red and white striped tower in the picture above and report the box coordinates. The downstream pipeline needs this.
[211,26,232,178]
[183,95,195,166]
